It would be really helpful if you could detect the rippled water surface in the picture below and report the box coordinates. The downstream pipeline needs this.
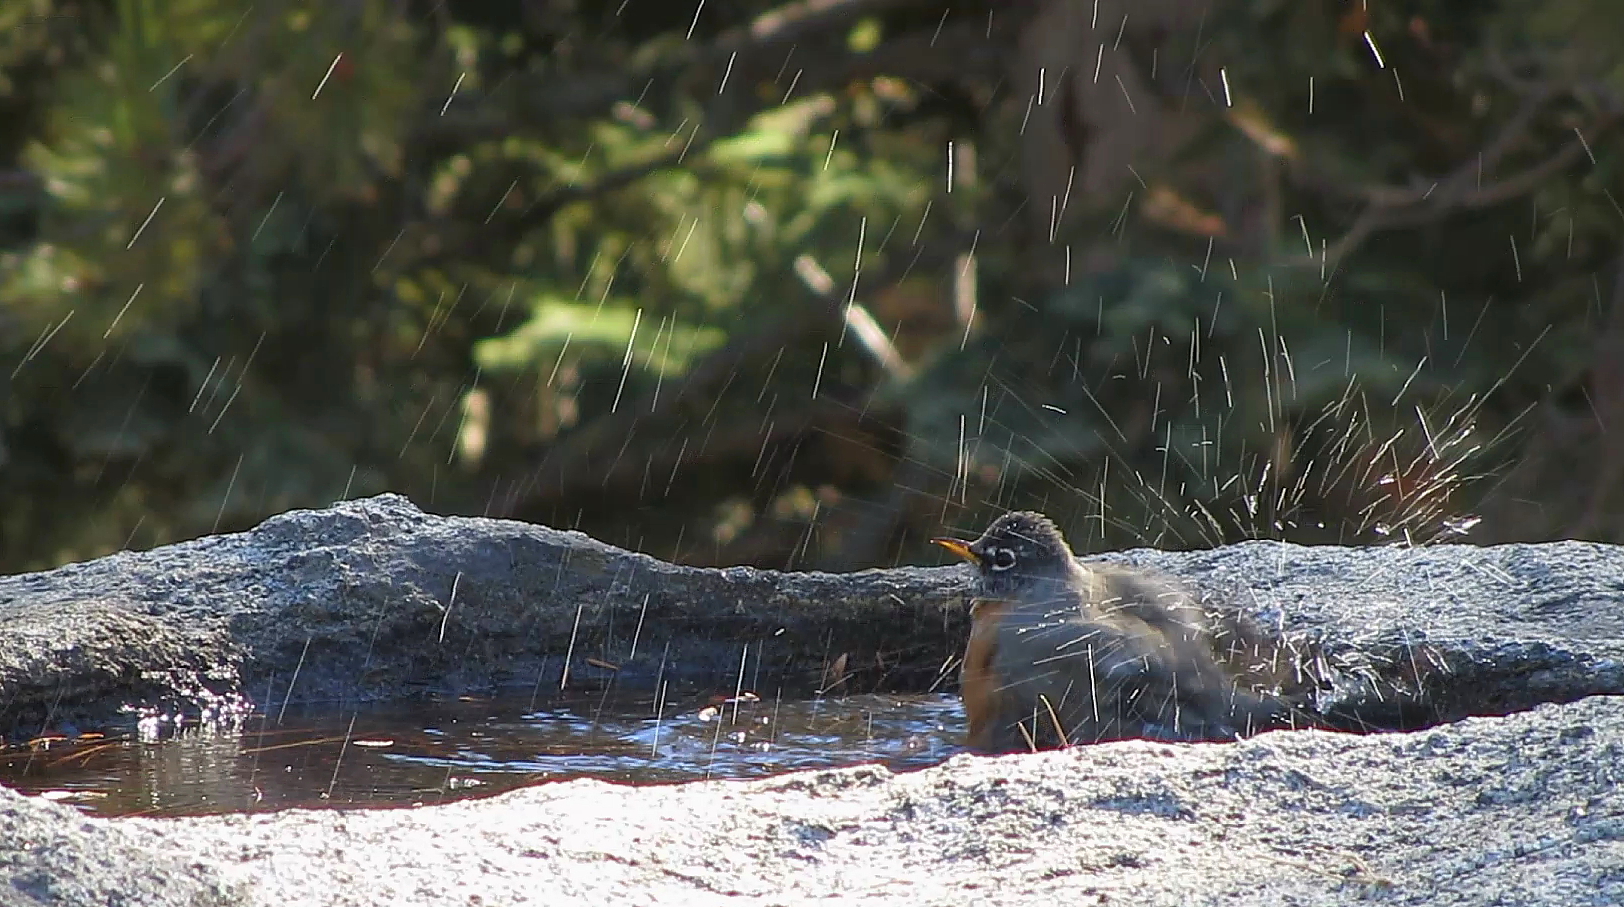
[0,692,967,818]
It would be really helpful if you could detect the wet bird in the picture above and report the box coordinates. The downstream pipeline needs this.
[933,511,1300,753]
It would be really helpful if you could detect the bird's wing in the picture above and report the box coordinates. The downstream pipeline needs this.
[993,583,1292,745]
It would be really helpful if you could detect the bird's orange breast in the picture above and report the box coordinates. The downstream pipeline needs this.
[959,597,1010,752]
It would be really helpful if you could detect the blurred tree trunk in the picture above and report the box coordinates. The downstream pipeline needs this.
[1012,0,1223,284]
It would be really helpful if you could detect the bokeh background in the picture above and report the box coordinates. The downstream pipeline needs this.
[1,0,1620,573]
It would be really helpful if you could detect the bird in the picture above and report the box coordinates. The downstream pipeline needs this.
[932,510,1305,753]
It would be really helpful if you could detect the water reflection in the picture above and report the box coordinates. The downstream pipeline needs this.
[0,692,966,818]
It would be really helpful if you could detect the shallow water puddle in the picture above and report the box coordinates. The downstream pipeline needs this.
[0,692,965,818]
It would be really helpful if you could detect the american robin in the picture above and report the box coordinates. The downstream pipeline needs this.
[933,511,1302,753]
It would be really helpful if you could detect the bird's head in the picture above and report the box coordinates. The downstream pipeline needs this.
[931,510,1077,600]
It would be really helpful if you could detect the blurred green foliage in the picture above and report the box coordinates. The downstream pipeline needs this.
[0,0,1619,571]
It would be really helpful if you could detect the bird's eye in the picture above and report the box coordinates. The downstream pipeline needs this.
[989,547,1017,571]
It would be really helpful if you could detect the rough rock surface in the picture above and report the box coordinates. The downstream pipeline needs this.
[0,695,1618,906]
[0,494,969,737]
[2,494,1621,738]
[1,494,1623,905]
[0,785,245,907]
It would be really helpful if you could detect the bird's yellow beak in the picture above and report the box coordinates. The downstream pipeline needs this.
[930,537,981,566]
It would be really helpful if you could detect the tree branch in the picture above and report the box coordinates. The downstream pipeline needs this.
[510,138,722,231]
[1284,104,1616,269]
